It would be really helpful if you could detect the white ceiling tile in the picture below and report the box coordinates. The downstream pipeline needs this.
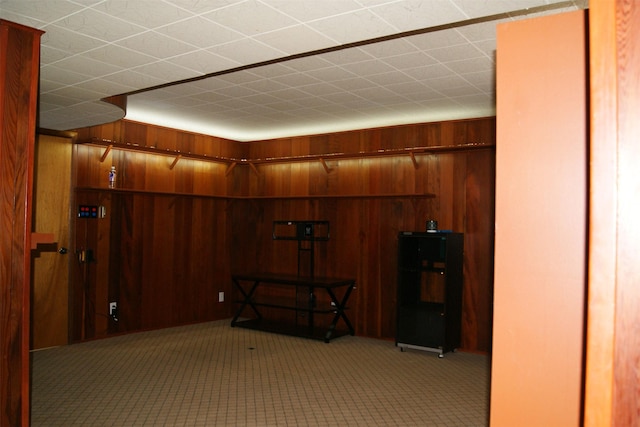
[40,65,92,87]
[387,83,443,101]
[158,82,216,97]
[130,89,176,102]
[207,38,286,65]
[358,38,421,59]
[403,63,454,81]
[213,70,262,85]
[330,77,379,91]
[285,56,334,72]
[117,31,200,59]
[93,1,195,29]
[50,55,122,78]
[131,60,201,82]
[445,56,494,75]
[163,0,247,15]
[382,52,438,71]
[162,95,207,107]
[437,84,483,97]
[264,100,306,111]
[39,78,66,93]
[202,0,298,36]
[319,91,365,105]
[351,87,409,104]
[426,43,485,62]
[456,20,502,42]
[74,79,138,97]
[424,74,473,91]
[451,0,551,18]
[241,93,286,105]
[269,0,363,21]
[340,59,397,76]
[101,70,167,92]
[308,9,398,43]
[452,92,494,106]
[171,50,242,74]
[247,63,297,79]
[214,85,260,98]
[268,73,321,88]
[0,1,83,23]
[460,71,495,92]
[317,48,374,66]
[190,91,233,104]
[47,85,106,101]
[40,24,106,56]
[403,91,447,103]
[57,9,147,42]
[188,77,237,91]
[352,70,413,86]
[472,39,497,58]
[254,25,336,54]
[158,16,243,48]
[40,92,86,108]
[40,46,72,64]
[83,44,157,69]
[305,66,357,82]
[298,82,343,97]
[371,0,468,31]
[406,28,469,50]
[211,96,255,109]
[269,87,316,101]
[0,9,46,29]
[7,0,585,139]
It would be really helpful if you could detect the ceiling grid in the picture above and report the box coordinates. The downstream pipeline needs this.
[0,0,586,141]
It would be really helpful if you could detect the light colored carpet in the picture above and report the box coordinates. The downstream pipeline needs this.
[31,319,489,426]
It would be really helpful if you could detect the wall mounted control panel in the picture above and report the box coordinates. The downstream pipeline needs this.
[78,205,106,218]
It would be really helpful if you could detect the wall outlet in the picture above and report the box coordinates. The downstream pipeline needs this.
[109,302,117,315]
[218,292,224,303]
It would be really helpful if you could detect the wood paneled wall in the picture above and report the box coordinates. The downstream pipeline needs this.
[0,19,43,427]
[71,117,495,353]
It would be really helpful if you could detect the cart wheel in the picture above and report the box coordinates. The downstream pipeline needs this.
[438,353,444,359]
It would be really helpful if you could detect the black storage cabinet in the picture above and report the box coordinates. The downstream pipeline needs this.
[396,231,463,357]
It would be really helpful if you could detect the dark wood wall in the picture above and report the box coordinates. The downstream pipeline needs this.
[1,19,43,427]
[72,117,495,352]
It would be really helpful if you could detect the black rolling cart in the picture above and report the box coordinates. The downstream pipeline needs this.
[395,231,463,357]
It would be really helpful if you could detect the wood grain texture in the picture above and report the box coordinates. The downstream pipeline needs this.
[71,117,495,352]
[31,134,72,349]
[585,1,640,425]
[0,19,43,427]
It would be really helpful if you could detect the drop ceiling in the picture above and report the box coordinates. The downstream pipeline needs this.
[1,0,587,142]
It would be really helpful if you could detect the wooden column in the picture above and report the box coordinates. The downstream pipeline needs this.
[585,0,640,425]
[0,20,43,427]
[491,11,587,426]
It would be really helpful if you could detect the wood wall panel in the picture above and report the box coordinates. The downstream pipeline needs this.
[73,191,233,340]
[491,11,586,426]
[71,117,495,352]
[586,1,640,425]
[0,20,43,427]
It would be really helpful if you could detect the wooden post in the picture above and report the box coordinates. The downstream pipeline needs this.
[0,19,44,427]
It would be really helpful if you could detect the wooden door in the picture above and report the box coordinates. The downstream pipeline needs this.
[31,134,73,349]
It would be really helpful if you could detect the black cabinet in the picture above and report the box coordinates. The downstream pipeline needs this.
[396,232,463,357]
